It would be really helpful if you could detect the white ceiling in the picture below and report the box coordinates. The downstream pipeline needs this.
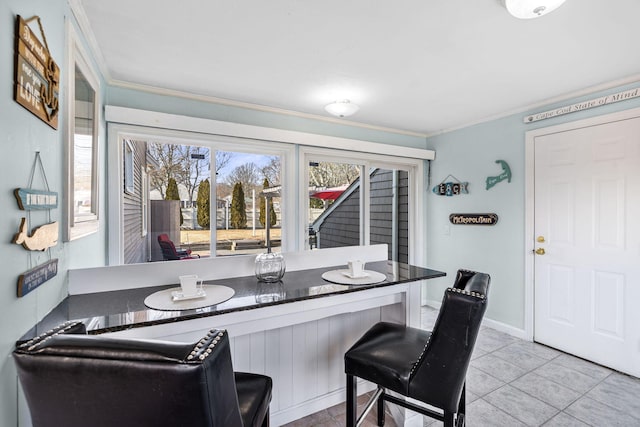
[76,0,640,136]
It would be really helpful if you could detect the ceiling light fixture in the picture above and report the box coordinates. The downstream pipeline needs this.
[504,0,567,19]
[324,100,360,118]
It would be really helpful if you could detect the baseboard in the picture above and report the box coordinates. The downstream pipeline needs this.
[423,301,529,341]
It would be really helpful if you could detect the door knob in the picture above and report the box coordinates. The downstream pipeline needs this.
[536,236,545,243]
[535,248,546,255]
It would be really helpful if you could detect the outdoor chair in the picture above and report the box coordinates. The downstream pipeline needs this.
[158,233,199,260]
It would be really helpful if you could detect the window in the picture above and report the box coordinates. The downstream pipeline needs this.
[65,23,100,241]
[107,116,428,266]
[109,128,290,264]
[302,148,421,263]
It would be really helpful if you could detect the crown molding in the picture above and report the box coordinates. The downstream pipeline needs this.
[426,73,640,138]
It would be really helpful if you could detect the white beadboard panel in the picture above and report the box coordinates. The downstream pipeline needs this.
[275,326,294,411]
[316,317,331,396]
[230,308,385,425]
[328,315,347,392]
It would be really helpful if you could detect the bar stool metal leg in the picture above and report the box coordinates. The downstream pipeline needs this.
[377,389,385,426]
[456,382,466,427]
[346,374,357,427]
[444,410,454,427]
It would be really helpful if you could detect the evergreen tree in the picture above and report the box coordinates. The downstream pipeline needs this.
[165,177,180,200]
[259,178,277,227]
[165,177,183,225]
[230,182,247,229]
[196,179,210,229]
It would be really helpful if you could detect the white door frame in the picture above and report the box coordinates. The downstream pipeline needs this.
[524,106,640,341]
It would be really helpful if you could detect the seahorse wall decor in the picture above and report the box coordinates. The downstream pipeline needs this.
[486,160,512,190]
[12,217,59,251]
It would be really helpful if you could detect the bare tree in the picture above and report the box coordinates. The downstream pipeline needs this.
[182,146,209,204]
[148,143,186,199]
[225,162,261,194]
[308,162,360,188]
[148,144,234,203]
[261,156,281,186]
[215,151,232,173]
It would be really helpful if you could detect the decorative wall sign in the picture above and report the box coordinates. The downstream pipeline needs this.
[524,87,640,123]
[432,174,469,196]
[14,152,59,297]
[486,160,511,190]
[14,15,59,129]
[17,258,58,297]
[14,188,58,210]
[449,213,499,226]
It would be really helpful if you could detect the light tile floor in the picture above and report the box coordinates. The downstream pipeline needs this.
[284,306,640,427]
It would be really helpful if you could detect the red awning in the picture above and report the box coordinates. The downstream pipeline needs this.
[310,185,348,200]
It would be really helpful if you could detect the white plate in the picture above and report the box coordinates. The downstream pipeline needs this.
[145,285,236,311]
[321,269,387,285]
[171,288,206,301]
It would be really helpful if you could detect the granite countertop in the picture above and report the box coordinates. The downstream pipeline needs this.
[23,261,445,340]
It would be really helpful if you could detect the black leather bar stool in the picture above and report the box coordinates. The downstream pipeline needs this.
[14,321,272,427]
[344,269,490,427]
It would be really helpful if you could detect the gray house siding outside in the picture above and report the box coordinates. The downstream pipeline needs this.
[123,139,148,264]
[315,169,408,262]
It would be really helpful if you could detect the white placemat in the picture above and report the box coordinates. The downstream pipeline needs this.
[321,269,387,285]
[144,285,235,311]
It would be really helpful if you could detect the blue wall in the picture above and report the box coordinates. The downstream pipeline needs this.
[0,1,109,424]
[425,81,640,331]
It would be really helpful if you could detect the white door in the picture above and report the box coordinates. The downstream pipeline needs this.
[534,116,640,377]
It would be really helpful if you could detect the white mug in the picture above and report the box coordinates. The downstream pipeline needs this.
[179,274,203,296]
[348,260,365,277]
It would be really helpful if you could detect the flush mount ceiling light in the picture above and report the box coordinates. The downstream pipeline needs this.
[504,0,567,19]
[324,100,360,118]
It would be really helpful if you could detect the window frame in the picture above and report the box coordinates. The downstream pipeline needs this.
[64,22,101,241]
[107,124,295,264]
[300,146,425,265]
[106,108,431,267]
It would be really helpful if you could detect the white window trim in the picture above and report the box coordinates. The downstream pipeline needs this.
[105,106,435,160]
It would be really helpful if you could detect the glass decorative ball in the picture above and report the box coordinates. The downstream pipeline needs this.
[255,252,286,282]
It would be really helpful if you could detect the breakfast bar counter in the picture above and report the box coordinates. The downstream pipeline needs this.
[25,260,444,339]
[22,246,445,426]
